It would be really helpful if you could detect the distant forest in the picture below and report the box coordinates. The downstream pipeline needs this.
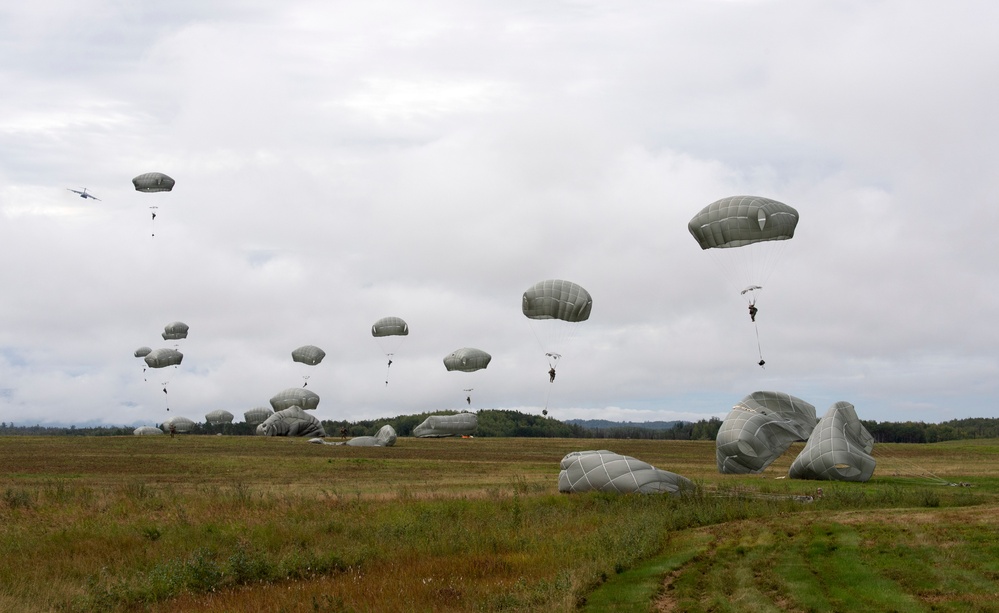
[2,411,998,443]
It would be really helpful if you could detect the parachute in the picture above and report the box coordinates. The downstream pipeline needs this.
[161,322,189,341]
[205,409,234,426]
[688,196,798,366]
[345,425,398,447]
[133,346,152,358]
[522,278,592,412]
[143,348,183,369]
[133,426,163,436]
[789,402,876,482]
[244,407,274,425]
[259,406,326,438]
[132,172,175,193]
[291,345,325,386]
[413,413,478,438]
[269,387,320,412]
[133,172,175,236]
[371,317,409,385]
[160,416,194,433]
[716,391,817,474]
[443,348,491,407]
[558,450,694,495]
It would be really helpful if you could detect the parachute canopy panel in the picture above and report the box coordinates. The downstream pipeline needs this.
[371,317,409,337]
[269,387,320,411]
[413,413,477,438]
[789,402,876,482]
[291,345,326,366]
[558,450,694,495]
[443,348,491,372]
[132,172,175,192]
[522,279,593,322]
[688,196,799,250]
[144,348,183,369]
[716,391,817,474]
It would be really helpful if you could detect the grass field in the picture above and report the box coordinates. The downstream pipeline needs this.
[1,435,997,612]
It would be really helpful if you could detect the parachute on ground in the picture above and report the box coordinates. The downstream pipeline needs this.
[270,387,320,412]
[443,348,491,372]
[160,416,194,433]
[134,346,152,358]
[716,391,817,474]
[292,345,325,366]
[132,172,175,192]
[413,413,477,438]
[244,407,273,425]
[133,426,163,436]
[346,425,398,447]
[143,348,183,369]
[558,450,694,495]
[205,409,234,426]
[259,406,326,437]
[789,402,876,482]
[161,322,189,340]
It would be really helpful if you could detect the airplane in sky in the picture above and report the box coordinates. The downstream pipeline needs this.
[67,187,101,201]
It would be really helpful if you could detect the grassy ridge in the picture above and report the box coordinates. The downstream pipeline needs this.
[1,436,996,612]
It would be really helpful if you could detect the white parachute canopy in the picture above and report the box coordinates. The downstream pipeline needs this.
[716,391,817,474]
[413,413,477,438]
[205,409,234,426]
[558,450,694,495]
[789,402,876,482]
[244,407,273,425]
[160,416,195,433]
[260,406,326,438]
[346,425,398,447]
[270,387,320,411]
[133,426,163,436]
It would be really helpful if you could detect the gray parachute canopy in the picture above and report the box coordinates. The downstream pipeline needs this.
[144,348,183,369]
[205,409,234,425]
[134,346,152,358]
[291,345,326,366]
[413,413,477,438]
[160,416,195,433]
[789,402,876,482]
[133,426,163,436]
[371,317,409,337]
[346,425,398,447]
[558,450,694,495]
[522,279,593,322]
[161,322,189,340]
[687,195,799,250]
[443,348,491,372]
[260,406,326,438]
[132,172,175,192]
[270,387,320,411]
[244,407,273,425]
[716,391,817,474]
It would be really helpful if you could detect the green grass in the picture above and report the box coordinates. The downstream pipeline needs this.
[0,435,997,612]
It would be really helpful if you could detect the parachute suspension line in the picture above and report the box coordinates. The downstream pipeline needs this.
[755,322,765,368]
[302,375,310,388]
[149,205,158,237]
[870,446,951,486]
[161,381,170,412]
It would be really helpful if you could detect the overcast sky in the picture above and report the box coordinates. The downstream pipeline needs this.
[2,0,997,428]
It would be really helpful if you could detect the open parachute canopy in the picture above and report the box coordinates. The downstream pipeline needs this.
[291,345,325,366]
[133,346,152,358]
[143,348,183,369]
[161,322,189,340]
[443,348,491,372]
[270,387,320,411]
[371,316,409,337]
[132,172,175,193]
[687,195,798,250]
[522,279,592,322]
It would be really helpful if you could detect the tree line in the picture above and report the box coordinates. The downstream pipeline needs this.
[2,414,997,442]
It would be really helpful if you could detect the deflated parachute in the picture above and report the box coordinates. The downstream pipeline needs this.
[558,450,694,495]
[789,402,876,482]
[716,391,817,474]
[244,407,273,425]
[260,407,326,438]
[346,425,398,447]
[413,413,477,438]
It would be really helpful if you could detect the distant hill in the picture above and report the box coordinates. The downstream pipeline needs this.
[565,419,689,431]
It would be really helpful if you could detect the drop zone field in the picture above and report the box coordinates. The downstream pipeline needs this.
[1,435,997,612]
